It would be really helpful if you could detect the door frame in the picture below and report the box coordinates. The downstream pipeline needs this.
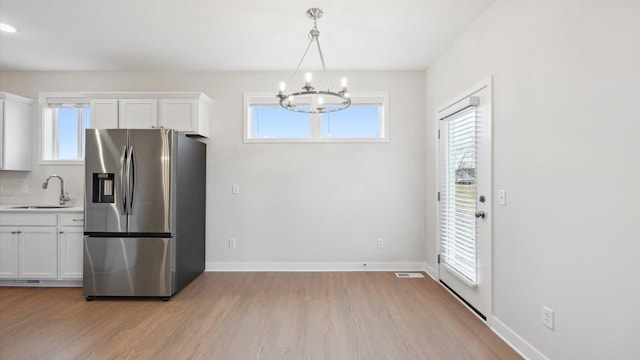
[434,77,493,324]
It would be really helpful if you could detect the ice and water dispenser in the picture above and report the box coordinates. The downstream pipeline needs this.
[92,173,115,203]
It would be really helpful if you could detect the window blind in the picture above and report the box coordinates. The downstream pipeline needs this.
[439,105,478,286]
[46,97,89,108]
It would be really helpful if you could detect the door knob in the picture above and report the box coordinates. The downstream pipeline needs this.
[475,211,486,219]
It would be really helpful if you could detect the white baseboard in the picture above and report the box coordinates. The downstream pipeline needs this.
[491,316,549,360]
[423,262,438,280]
[205,262,427,272]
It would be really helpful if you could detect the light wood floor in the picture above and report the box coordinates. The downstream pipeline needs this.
[0,272,521,359]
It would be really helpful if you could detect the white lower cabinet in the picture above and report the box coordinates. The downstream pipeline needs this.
[0,211,84,284]
[59,214,84,279]
[0,213,58,280]
[19,226,58,279]
[0,227,19,278]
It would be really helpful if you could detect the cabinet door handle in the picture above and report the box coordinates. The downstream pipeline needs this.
[59,231,65,234]
[72,218,84,222]
[11,231,18,234]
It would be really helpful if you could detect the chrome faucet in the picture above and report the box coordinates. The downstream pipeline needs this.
[43,175,71,205]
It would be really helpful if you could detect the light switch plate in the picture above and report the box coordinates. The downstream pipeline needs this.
[542,306,554,330]
[498,189,506,206]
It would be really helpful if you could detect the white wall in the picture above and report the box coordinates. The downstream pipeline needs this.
[424,0,640,359]
[0,70,426,270]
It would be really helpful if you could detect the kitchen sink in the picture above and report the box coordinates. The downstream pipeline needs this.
[9,205,76,209]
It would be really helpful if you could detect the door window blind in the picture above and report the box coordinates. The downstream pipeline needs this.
[439,106,478,286]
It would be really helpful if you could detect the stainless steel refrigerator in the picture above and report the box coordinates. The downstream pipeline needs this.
[83,129,205,300]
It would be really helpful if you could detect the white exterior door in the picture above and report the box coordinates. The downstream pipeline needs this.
[437,79,492,320]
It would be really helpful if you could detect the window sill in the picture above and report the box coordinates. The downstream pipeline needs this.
[243,137,389,144]
[39,160,84,166]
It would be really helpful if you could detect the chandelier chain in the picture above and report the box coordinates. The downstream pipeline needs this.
[285,37,315,94]
[315,37,332,92]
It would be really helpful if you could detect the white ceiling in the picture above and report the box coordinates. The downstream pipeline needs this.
[0,0,493,72]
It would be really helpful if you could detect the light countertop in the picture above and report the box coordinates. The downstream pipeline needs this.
[0,205,83,213]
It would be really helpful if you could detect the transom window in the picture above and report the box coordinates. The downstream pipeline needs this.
[250,106,311,139]
[244,92,389,143]
[322,105,382,139]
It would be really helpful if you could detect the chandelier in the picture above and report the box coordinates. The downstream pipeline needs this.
[277,8,351,114]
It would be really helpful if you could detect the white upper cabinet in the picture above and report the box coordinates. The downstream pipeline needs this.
[0,92,33,171]
[159,95,211,137]
[84,92,211,137]
[119,99,158,129]
[89,99,119,129]
[160,99,196,131]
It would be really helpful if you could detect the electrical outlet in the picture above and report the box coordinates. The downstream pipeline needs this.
[229,238,236,249]
[232,184,240,195]
[542,306,554,330]
[377,238,384,248]
[22,184,29,193]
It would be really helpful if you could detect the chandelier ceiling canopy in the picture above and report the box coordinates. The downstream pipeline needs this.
[276,8,351,114]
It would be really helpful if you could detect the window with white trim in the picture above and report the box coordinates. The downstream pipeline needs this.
[244,92,388,142]
[41,94,90,163]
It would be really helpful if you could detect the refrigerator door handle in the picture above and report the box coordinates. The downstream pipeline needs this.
[121,145,128,215]
[128,146,135,215]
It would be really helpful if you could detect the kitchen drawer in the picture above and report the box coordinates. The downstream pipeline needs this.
[60,213,85,226]
[0,213,57,226]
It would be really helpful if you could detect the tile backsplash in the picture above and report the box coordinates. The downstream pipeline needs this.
[0,166,85,206]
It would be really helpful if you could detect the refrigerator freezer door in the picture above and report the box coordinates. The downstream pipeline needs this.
[83,236,176,297]
[85,129,128,233]
[127,129,174,234]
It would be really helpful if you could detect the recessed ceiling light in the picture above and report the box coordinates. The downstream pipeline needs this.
[0,23,17,33]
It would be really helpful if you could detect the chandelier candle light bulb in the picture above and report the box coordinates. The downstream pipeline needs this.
[276,8,352,114]
[340,78,349,98]
[303,72,314,91]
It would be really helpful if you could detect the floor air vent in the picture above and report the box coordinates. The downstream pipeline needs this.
[395,272,425,278]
